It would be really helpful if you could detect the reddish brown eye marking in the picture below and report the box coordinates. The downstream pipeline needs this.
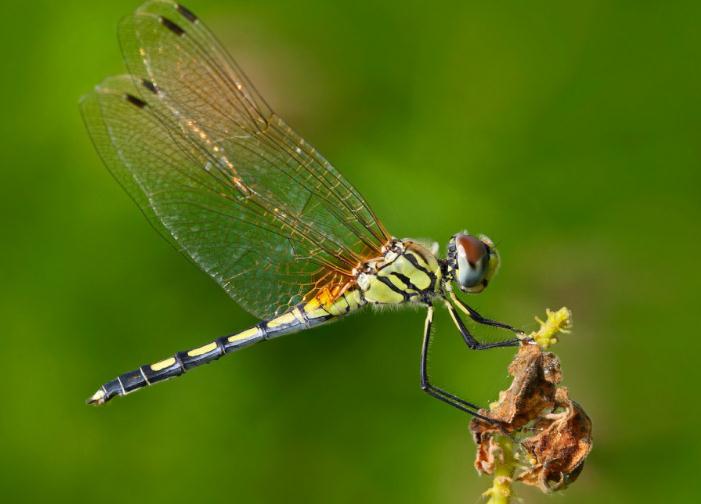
[457,235,487,266]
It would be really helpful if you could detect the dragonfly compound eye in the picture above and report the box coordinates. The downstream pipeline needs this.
[452,233,499,293]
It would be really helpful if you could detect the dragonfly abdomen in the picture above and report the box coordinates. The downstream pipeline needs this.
[87,299,358,405]
[88,324,264,405]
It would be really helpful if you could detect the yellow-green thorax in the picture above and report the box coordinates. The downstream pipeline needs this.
[295,238,444,326]
[357,239,442,305]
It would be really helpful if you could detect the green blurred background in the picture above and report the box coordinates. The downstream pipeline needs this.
[1,0,699,502]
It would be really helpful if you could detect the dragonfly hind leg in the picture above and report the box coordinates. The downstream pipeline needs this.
[420,305,498,422]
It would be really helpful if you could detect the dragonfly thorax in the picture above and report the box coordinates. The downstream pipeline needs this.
[354,238,442,305]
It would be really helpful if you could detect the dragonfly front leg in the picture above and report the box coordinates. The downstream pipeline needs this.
[445,301,521,350]
[420,305,496,422]
[448,290,526,337]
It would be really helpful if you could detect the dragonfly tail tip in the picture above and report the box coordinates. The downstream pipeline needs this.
[86,388,107,406]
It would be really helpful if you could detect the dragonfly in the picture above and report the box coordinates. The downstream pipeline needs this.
[82,1,526,420]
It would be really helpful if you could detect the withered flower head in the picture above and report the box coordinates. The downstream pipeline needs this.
[470,337,592,495]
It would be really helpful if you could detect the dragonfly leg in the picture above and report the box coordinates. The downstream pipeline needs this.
[446,301,521,350]
[449,291,526,337]
[420,305,498,422]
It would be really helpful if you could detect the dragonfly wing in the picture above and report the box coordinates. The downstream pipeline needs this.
[82,76,331,319]
[82,1,390,319]
[118,1,389,254]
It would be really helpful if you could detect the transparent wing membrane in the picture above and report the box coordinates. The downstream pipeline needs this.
[82,1,390,319]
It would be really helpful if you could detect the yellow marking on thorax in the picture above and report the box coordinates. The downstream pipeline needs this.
[325,290,357,316]
[151,357,176,371]
[187,342,217,358]
[345,289,363,310]
[406,243,442,290]
[360,241,442,305]
[380,254,431,291]
[364,277,405,304]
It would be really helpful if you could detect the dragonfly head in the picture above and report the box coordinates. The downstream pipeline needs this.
[446,232,499,294]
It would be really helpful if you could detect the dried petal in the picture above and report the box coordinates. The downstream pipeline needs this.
[469,341,592,495]
[517,394,592,492]
[471,344,560,432]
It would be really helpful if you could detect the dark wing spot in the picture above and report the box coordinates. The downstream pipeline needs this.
[142,79,158,94]
[125,93,147,108]
[160,16,185,36]
[176,4,198,23]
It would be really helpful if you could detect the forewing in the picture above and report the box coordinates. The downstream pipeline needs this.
[82,1,392,319]
[82,75,343,319]
[119,1,389,257]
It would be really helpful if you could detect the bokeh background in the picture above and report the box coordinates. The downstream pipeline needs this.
[1,0,699,502]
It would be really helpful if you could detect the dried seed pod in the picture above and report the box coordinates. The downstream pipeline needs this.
[470,341,592,496]
[516,391,592,492]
